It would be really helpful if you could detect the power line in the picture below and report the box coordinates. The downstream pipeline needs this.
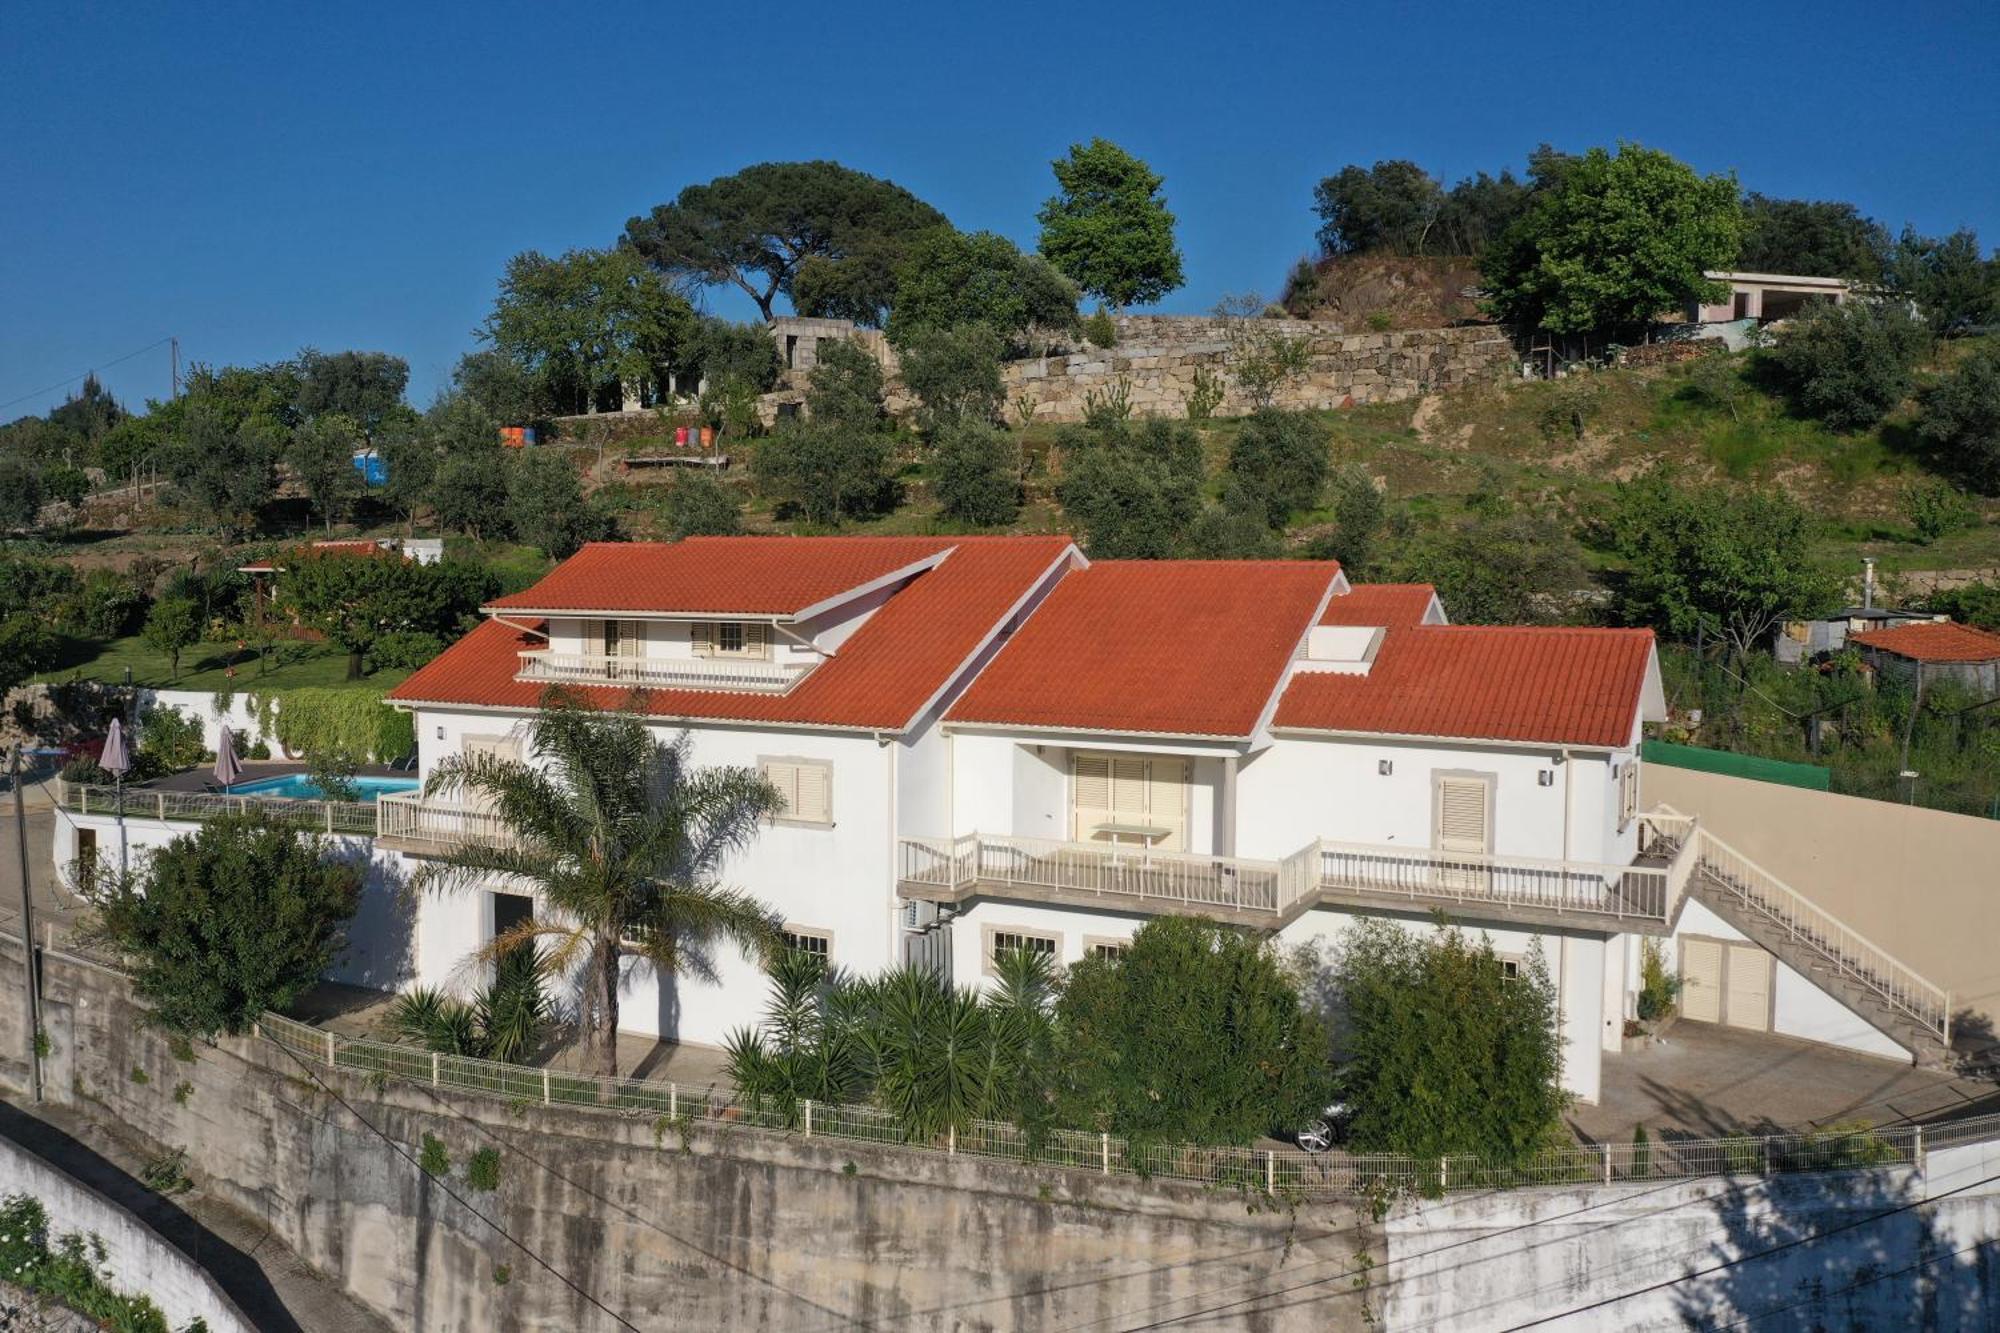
[0,337,174,414]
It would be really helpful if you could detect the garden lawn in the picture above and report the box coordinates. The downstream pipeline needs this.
[34,634,413,692]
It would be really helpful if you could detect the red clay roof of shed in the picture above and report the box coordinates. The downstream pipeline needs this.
[946,560,1341,738]
[1320,583,1440,626]
[1850,620,2000,664]
[393,537,1076,731]
[1274,626,1655,748]
[486,536,963,616]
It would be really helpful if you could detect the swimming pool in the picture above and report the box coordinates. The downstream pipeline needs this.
[228,774,421,803]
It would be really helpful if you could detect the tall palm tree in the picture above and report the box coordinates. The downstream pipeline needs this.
[415,687,784,1077]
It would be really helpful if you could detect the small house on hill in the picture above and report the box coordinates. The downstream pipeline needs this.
[1850,621,2000,694]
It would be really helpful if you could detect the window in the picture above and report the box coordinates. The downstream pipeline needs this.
[781,927,832,963]
[694,621,770,660]
[1071,752,1187,850]
[1084,937,1128,962]
[1433,773,1493,854]
[1618,760,1641,832]
[1496,953,1525,982]
[984,926,1059,975]
[600,619,645,659]
[761,757,832,825]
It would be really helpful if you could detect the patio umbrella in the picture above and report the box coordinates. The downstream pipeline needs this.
[100,720,131,882]
[213,726,244,792]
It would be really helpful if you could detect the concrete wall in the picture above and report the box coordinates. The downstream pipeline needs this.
[4,944,1375,1332]
[0,1132,256,1332]
[1646,766,2000,1028]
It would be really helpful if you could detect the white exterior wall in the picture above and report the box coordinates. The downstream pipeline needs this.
[947,899,1156,991]
[945,731,1233,851]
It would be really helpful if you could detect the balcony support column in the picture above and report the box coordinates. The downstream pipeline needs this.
[1218,756,1238,858]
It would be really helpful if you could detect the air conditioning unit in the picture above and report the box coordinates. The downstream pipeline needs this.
[903,900,940,931]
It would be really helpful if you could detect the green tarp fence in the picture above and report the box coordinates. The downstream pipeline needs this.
[1641,740,1831,791]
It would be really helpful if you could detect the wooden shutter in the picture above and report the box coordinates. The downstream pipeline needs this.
[691,622,715,658]
[763,759,830,824]
[745,623,770,660]
[1110,759,1148,820]
[1724,945,1772,1032]
[1680,939,1723,1024]
[1434,776,1490,854]
[1072,754,1111,841]
[1147,758,1187,852]
[1619,760,1641,830]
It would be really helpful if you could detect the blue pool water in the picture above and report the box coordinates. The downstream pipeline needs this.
[228,774,420,803]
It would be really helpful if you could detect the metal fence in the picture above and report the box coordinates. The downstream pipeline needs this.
[250,1010,2000,1201]
[56,779,375,837]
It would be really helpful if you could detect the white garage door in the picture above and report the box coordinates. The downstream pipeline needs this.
[1680,938,1723,1024]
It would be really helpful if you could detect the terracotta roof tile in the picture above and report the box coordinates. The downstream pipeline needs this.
[1850,620,2000,664]
[1321,583,1441,626]
[1275,626,1656,748]
[392,537,1077,732]
[946,561,1341,738]
[486,536,965,616]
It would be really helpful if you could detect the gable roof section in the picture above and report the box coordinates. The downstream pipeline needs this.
[1275,626,1657,748]
[485,536,961,617]
[392,537,1077,732]
[1850,620,2000,664]
[946,560,1341,739]
[1321,583,1442,627]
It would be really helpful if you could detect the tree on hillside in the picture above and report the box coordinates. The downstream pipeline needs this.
[1885,227,2000,337]
[1608,468,1841,661]
[886,230,1079,351]
[0,457,42,532]
[1036,138,1185,311]
[85,816,361,1036]
[1766,300,1929,431]
[1482,143,1740,337]
[687,318,784,397]
[1737,194,1890,280]
[451,348,549,426]
[1919,340,2000,493]
[1311,919,1566,1167]
[507,450,612,559]
[1314,159,1446,256]
[1226,410,1331,528]
[417,691,785,1077]
[1394,510,1586,625]
[140,595,202,681]
[1054,418,1204,558]
[286,412,364,532]
[276,549,495,678]
[623,161,949,326]
[658,470,743,539]
[484,247,696,415]
[294,349,410,436]
[896,324,1006,435]
[803,340,886,433]
[932,422,1021,527]
[0,556,70,694]
[751,421,898,526]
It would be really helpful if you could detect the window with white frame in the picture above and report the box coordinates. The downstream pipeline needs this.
[781,927,832,963]
[984,926,1059,975]
[1496,952,1526,981]
[694,621,770,660]
[599,619,645,660]
[1084,937,1128,962]
[1618,759,1641,831]
[761,757,832,825]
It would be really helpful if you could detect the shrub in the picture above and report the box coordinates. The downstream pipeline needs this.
[0,1193,177,1332]
[1057,917,1332,1146]
[1635,939,1680,1022]
[70,569,150,639]
[1766,301,1930,431]
[1082,308,1118,347]
[1537,375,1605,442]
[258,687,414,764]
[137,703,208,773]
[1918,340,2000,492]
[898,324,1007,436]
[1227,409,1331,527]
[1054,418,1204,558]
[932,423,1021,526]
[507,450,612,559]
[659,470,743,538]
[1326,464,1387,576]
[1182,365,1225,421]
[364,629,446,671]
[419,1133,450,1178]
[389,945,551,1064]
[751,422,898,525]
[804,340,885,433]
[465,1146,502,1191]
[86,815,361,1036]
[1904,479,1979,544]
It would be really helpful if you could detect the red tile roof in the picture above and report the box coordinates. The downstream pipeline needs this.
[1274,626,1657,748]
[946,561,1341,738]
[486,536,965,616]
[1321,583,1441,627]
[1850,620,2000,664]
[390,537,1076,732]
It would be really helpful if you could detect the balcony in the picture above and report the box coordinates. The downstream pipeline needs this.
[375,790,520,855]
[898,813,1699,934]
[516,649,813,694]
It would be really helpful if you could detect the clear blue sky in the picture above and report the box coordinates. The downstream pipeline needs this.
[4,0,1996,417]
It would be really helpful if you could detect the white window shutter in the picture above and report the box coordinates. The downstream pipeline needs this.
[1072,754,1111,841]
[618,620,645,657]
[793,762,829,824]
[747,623,770,659]
[692,622,714,658]
[1110,758,1148,818]
[1147,759,1187,851]
[1436,777,1489,853]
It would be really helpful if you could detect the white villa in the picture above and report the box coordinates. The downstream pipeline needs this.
[54,536,1955,1104]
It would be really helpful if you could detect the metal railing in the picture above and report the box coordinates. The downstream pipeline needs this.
[1313,838,1675,925]
[899,834,1288,916]
[250,1009,2000,1200]
[55,778,375,836]
[374,790,519,850]
[1689,824,1952,1044]
[516,649,812,694]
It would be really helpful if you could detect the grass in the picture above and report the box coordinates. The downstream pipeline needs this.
[34,633,411,692]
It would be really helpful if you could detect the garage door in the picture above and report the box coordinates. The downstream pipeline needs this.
[1680,939,1723,1024]
[1724,944,1773,1032]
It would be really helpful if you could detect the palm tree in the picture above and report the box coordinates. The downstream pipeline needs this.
[415,687,785,1077]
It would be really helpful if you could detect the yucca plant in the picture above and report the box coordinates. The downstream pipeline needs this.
[386,945,552,1062]
[981,946,1060,1147]
[725,949,868,1126]
[858,966,993,1143]
[416,687,784,1076]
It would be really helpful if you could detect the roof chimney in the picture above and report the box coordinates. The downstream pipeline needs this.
[1862,557,1876,612]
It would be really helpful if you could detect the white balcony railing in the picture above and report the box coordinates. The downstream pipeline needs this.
[375,790,520,851]
[899,834,1294,916]
[516,649,812,694]
[57,779,375,835]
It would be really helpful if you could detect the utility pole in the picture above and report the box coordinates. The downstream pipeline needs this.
[170,336,180,400]
[8,746,41,1103]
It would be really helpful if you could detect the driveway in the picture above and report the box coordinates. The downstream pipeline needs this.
[1570,1020,2000,1144]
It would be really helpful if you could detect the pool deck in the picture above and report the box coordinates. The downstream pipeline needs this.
[142,761,413,794]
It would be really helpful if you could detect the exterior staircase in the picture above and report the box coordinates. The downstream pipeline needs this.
[1669,818,1955,1068]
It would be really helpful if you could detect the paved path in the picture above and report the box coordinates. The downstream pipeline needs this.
[0,1097,393,1333]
